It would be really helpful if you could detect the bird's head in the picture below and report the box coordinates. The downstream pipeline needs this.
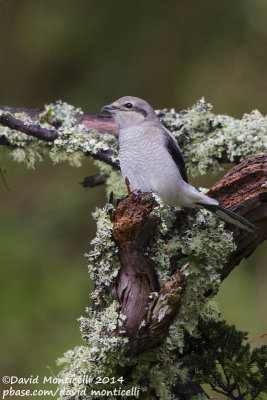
[101,96,158,129]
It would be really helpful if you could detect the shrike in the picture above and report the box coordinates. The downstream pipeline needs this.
[102,96,255,232]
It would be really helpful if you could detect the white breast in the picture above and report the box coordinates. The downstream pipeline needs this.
[119,125,187,205]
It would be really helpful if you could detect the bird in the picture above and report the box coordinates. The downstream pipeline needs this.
[102,96,255,232]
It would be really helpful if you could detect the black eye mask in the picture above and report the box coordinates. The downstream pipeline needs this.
[131,106,147,117]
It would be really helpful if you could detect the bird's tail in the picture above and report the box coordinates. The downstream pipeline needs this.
[196,202,256,232]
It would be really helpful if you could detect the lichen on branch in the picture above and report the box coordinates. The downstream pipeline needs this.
[1,98,266,180]
[158,98,267,176]
[56,193,236,400]
[0,101,119,168]
[1,99,266,399]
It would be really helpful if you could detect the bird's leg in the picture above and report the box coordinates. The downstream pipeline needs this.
[125,177,131,194]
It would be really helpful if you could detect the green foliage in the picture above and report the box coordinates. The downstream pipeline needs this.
[184,319,267,399]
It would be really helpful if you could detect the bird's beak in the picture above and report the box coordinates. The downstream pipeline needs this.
[101,104,117,113]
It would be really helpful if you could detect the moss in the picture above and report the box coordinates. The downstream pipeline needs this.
[56,204,129,399]
[169,211,235,349]
[1,98,265,178]
[147,197,235,354]
[2,100,261,399]
[49,127,118,167]
[0,101,119,169]
[0,110,47,168]
[158,98,267,176]
[55,190,236,400]
[57,304,129,399]
[147,195,179,282]
[57,190,236,399]
[94,160,127,199]
[85,204,121,305]
[38,100,83,128]
[11,147,43,168]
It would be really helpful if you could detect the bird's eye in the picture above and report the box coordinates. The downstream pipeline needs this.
[124,103,133,109]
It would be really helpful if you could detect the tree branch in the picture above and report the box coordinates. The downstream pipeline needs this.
[0,112,58,142]
[0,135,11,146]
[1,103,265,352]
[1,101,265,177]
[90,150,119,169]
[0,107,119,168]
[111,154,267,354]
[0,105,119,134]
[207,153,267,280]
[80,173,108,188]
[76,113,118,134]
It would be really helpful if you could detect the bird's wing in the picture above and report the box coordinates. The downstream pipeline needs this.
[163,129,188,183]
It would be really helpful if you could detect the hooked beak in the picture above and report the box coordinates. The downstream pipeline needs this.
[101,104,118,113]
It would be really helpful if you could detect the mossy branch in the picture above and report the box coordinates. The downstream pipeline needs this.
[0,112,58,141]
[56,153,266,400]
[0,101,119,169]
[109,154,266,358]
[1,100,266,399]
[0,98,266,176]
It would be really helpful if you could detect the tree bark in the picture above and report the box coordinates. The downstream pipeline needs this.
[1,104,266,350]
[207,153,267,280]
[111,154,267,355]
[0,105,119,134]
[1,102,266,398]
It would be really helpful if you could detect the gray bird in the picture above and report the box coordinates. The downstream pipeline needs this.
[102,96,255,232]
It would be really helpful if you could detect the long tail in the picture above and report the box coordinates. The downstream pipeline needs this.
[196,202,256,232]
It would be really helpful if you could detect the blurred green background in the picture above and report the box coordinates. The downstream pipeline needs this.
[0,0,266,397]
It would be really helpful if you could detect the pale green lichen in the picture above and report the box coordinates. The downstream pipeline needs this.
[0,100,264,399]
[11,147,43,168]
[147,195,179,282]
[0,101,119,169]
[94,160,127,199]
[171,210,235,342]
[158,98,267,176]
[56,205,129,400]
[49,127,118,167]
[0,110,47,168]
[39,100,83,128]
[40,101,119,168]
[56,193,236,400]
[147,197,235,353]
[199,299,220,322]
[55,199,189,400]
[85,204,121,304]
[57,303,129,400]
[137,204,234,399]
[1,98,265,181]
